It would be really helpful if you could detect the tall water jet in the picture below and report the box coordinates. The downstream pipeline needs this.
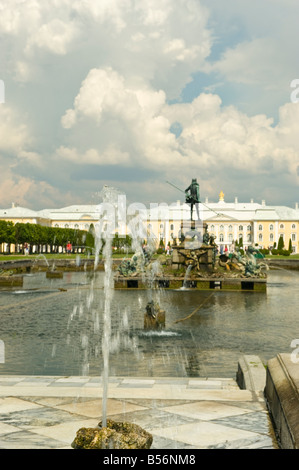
[72,186,153,448]
[94,185,118,427]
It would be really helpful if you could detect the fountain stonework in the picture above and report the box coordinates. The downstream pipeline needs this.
[72,182,267,449]
[114,179,267,292]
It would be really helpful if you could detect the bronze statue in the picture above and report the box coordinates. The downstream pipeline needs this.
[185,178,200,220]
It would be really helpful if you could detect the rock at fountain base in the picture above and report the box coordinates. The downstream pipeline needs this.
[71,419,153,449]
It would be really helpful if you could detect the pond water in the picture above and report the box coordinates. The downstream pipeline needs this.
[0,268,298,378]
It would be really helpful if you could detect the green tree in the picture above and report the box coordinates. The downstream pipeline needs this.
[14,223,32,253]
[0,221,15,253]
[278,236,284,250]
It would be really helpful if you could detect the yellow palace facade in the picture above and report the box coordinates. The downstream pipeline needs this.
[1,192,299,253]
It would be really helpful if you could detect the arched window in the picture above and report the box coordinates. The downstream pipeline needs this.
[247,234,251,242]
[220,225,224,231]
[210,225,215,232]
[228,233,233,241]
[247,225,251,231]
[64,224,69,228]
[228,225,233,232]
[170,224,174,230]
[219,233,224,242]
[258,224,263,231]
[269,224,274,231]
[270,233,274,241]
[259,233,263,241]
[280,224,284,229]
[239,225,243,231]
[292,224,296,229]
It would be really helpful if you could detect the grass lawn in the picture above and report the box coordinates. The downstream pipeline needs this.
[0,252,130,261]
[1,253,299,262]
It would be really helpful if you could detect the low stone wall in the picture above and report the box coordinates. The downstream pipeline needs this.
[266,258,299,270]
[264,353,299,449]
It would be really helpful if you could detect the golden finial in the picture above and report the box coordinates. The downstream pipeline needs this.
[219,190,224,202]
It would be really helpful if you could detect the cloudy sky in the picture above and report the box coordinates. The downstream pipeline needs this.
[0,0,299,210]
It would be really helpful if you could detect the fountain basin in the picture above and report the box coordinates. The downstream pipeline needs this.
[71,419,153,449]
[114,276,266,291]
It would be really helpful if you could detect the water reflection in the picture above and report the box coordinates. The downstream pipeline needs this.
[0,269,298,378]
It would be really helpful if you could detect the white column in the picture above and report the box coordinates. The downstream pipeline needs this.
[253,221,258,244]
[274,221,279,246]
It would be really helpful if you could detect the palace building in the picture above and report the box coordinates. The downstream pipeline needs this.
[1,192,299,253]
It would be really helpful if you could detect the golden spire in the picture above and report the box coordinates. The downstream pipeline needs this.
[219,190,224,202]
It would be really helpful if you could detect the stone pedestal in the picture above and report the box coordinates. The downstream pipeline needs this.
[265,353,299,448]
[0,275,23,287]
[171,245,214,270]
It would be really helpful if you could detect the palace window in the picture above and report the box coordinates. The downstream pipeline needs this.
[270,233,274,242]
[170,224,174,230]
[228,233,233,242]
[292,233,296,241]
[239,225,243,231]
[220,225,224,231]
[247,234,251,242]
[228,225,233,232]
[247,225,252,231]
[210,225,215,232]
[280,224,284,229]
[259,233,263,241]
[292,224,296,229]
[219,233,224,242]
[269,224,274,231]
[258,224,263,231]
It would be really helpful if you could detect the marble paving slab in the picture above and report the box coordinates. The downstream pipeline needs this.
[0,376,278,449]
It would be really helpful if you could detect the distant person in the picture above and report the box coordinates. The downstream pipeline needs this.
[66,242,72,254]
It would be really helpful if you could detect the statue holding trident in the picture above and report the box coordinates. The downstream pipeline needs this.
[185,178,200,221]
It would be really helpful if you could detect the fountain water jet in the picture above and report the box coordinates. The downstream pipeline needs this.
[72,186,153,449]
